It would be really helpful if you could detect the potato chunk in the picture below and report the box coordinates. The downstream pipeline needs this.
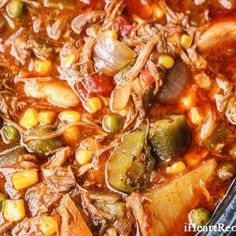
[128,159,217,236]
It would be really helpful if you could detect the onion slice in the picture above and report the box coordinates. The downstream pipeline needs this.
[94,32,136,76]
[158,59,191,104]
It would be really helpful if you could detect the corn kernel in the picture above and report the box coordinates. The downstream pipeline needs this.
[40,216,58,236]
[3,199,25,222]
[230,144,236,160]
[195,72,211,89]
[167,34,179,45]
[85,97,103,113]
[181,92,196,110]
[59,110,81,122]
[20,108,39,129]
[34,59,52,76]
[189,107,203,125]
[153,4,165,19]
[105,30,118,40]
[184,151,204,167]
[166,161,186,175]
[76,149,93,165]
[61,53,78,68]
[180,34,193,49]
[80,138,98,153]
[38,111,56,124]
[12,170,38,190]
[63,126,80,143]
[158,55,174,69]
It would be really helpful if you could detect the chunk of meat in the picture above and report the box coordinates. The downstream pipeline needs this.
[71,11,105,35]
[59,194,92,236]
[42,166,75,193]
[47,146,72,168]
[128,159,217,236]
[125,35,159,81]
[114,16,132,37]
[0,222,14,235]
[198,19,236,51]
[47,17,68,40]
[25,182,62,216]
[24,80,80,107]
[12,216,43,236]
[75,73,115,100]
[80,37,96,75]
[5,28,30,65]
[126,193,148,236]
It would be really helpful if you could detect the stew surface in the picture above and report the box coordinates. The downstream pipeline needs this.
[0,0,235,235]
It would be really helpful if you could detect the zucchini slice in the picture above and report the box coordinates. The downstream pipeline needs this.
[106,130,154,193]
[148,115,191,161]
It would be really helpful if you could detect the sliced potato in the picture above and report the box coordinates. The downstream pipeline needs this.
[24,81,80,108]
[128,159,216,236]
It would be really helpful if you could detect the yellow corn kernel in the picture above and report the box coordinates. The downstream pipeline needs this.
[34,59,52,76]
[12,170,38,190]
[85,97,103,113]
[80,138,98,153]
[184,150,207,167]
[40,216,58,236]
[63,126,80,143]
[158,55,174,69]
[59,110,81,122]
[167,34,179,45]
[166,161,186,175]
[153,4,165,19]
[195,72,211,89]
[181,92,196,110]
[61,53,78,68]
[76,149,93,165]
[20,108,39,129]
[105,30,118,40]
[180,34,193,49]
[3,199,26,222]
[38,111,56,124]
[189,107,203,125]
[195,55,207,69]
[101,97,110,107]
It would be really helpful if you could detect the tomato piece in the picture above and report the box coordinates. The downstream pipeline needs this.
[126,0,153,19]
[75,73,115,100]
[114,16,132,37]
[140,68,155,87]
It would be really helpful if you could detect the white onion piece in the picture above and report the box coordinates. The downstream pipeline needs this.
[94,33,136,76]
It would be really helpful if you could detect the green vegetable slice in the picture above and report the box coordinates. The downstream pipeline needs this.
[25,125,62,156]
[106,130,154,193]
[148,115,191,161]
[0,146,25,168]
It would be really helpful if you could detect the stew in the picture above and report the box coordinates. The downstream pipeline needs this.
[0,0,235,235]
